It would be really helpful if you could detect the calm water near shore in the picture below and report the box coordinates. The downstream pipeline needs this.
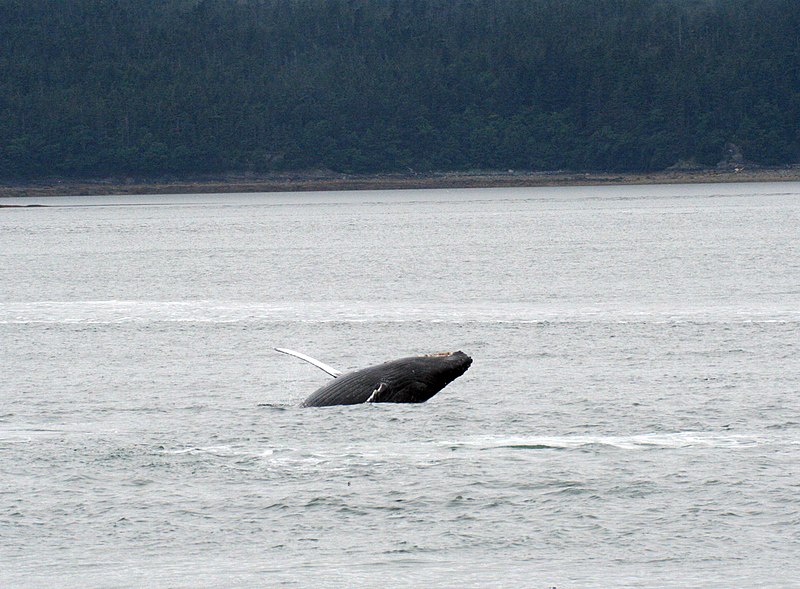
[2,183,799,587]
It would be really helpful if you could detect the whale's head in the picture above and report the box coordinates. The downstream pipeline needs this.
[422,350,472,378]
[394,350,472,403]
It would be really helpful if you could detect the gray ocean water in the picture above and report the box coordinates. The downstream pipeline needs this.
[1,183,799,588]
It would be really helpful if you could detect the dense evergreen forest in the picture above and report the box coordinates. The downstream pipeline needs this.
[1,0,798,179]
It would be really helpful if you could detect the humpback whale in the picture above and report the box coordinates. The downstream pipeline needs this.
[276,348,472,407]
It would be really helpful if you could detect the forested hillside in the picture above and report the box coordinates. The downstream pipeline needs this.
[1,0,798,179]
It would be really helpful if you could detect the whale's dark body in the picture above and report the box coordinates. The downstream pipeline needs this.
[300,351,472,407]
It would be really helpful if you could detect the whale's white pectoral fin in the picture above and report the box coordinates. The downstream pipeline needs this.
[366,382,388,403]
[274,348,343,377]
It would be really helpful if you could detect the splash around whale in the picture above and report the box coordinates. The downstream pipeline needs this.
[276,349,472,407]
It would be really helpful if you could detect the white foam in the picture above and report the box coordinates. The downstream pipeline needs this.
[164,445,274,457]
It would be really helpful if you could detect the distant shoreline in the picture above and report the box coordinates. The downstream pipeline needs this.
[2,167,800,199]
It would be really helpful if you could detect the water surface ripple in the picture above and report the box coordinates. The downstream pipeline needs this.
[2,184,799,587]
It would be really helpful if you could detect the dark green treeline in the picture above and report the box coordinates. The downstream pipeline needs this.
[1,0,798,178]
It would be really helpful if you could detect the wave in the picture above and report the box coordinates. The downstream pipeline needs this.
[445,431,797,451]
[2,300,798,325]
